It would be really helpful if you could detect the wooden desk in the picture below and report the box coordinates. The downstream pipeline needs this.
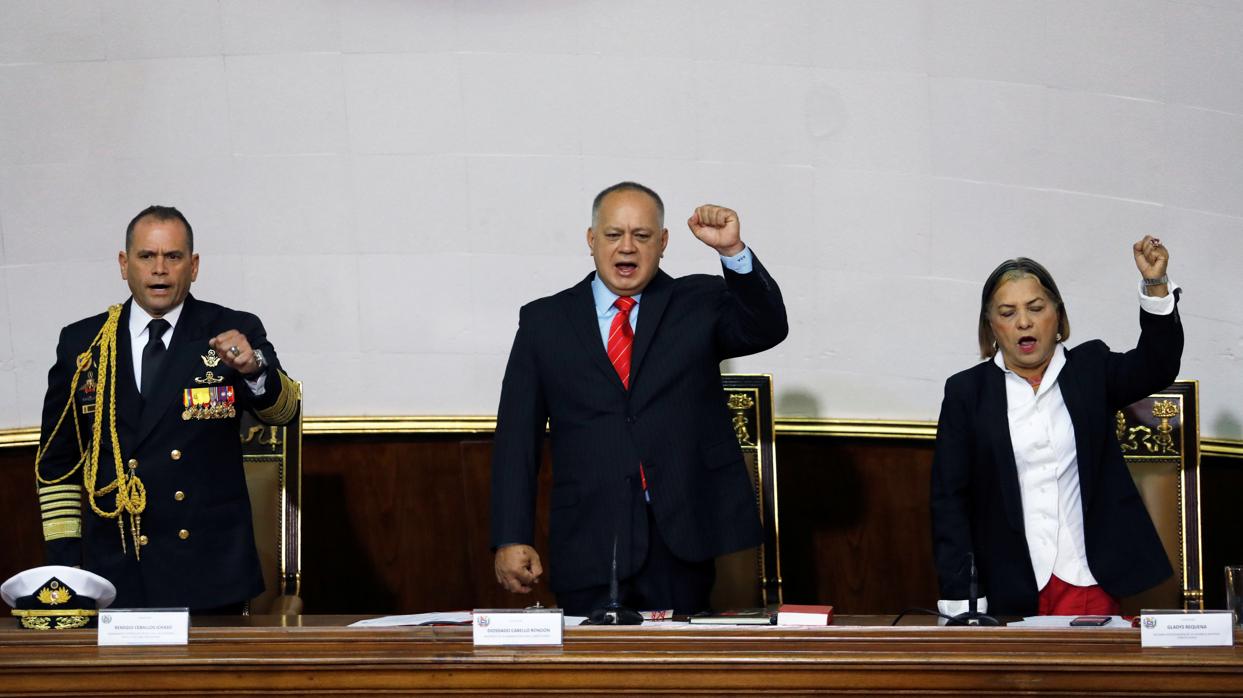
[1,615,1240,695]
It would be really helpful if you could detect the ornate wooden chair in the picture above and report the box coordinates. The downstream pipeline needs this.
[710,374,783,610]
[240,383,303,615]
[1117,379,1203,612]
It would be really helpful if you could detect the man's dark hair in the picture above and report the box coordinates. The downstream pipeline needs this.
[125,205,194,252]
[591,181,665,227]
[977,257,1071,359]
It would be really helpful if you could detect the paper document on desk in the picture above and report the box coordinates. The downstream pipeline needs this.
[350,612,590,627]
[350,612,473,627]
[1007,615,1129,628]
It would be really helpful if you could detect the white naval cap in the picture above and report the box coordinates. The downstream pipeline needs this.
[1,565,117,609]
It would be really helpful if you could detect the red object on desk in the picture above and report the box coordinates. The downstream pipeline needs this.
[777,604,834,626]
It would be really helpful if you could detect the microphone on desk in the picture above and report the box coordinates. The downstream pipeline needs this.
[585,535,643,625]
[584,481,642,626]
[947,552,999,627]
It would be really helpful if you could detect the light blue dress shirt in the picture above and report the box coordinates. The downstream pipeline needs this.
[590,246,754,345]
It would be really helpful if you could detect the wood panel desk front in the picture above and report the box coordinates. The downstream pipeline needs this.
[1,615,1240,695]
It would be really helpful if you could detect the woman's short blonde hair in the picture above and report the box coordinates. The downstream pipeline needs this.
[978,257,1071,359]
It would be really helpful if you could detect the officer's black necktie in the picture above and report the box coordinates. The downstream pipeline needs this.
[141,318,171,402]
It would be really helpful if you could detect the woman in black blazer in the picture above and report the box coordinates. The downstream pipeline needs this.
[931,236,1181,617]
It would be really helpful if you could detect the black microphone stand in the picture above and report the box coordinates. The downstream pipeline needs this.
[946,553,999,626]
[584,481,642,625]
[585,537,642,625]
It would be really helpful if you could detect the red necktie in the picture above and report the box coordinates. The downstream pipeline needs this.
[605,296,650,500]
[607,296,637,389]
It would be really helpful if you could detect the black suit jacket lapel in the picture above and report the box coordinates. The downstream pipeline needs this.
[1055,352,1096,509]
[629,270,672,391]
[983,365,1025,533]
[565,275,626,393]
[134,295,203,446]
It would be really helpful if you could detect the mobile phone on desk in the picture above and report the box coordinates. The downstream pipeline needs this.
[1069,615,1111,626]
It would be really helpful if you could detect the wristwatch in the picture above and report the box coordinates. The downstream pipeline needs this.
[245,349,268,378]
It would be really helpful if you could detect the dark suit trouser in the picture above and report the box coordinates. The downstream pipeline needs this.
[555,505,715,616]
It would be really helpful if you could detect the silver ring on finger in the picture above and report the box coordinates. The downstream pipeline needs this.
[229,345,241,357]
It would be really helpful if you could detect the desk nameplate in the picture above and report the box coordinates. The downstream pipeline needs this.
[97,608,189,646]
[472,608,563,646]
[1141,609,1234,648]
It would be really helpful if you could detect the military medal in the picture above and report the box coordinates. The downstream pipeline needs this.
[182,385,236,420]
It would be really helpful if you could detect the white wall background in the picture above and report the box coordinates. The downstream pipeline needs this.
[1,0,1240,438]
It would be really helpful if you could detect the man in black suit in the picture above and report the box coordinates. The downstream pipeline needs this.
[35,205,298,612]
[490,182,788,615]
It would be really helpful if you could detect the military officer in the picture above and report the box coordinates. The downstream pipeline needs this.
[35,205,298,612]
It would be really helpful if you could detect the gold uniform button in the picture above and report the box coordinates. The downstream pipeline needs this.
[174,491,185,502]
[138,535,149,546]
[170,449,182,461]
[127,458,138,469]
[178,529,190,540]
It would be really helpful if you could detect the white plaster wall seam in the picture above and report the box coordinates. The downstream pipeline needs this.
[92,57,232,162]
[1163,103,1243,119]
[0,267,12,365]
[1045,88,1164,107]
[927,0,1049,84]
[809,0,930,72]
[0,0,107,64]
[343,53,465,155]
[458,53,585,156]
[928,175,1168,208]
[1158,204,1243,224]
[225,53,349,156]
[100,0,222,61]
[227,154,353,255]
[220,0,343,56]
[0,175,6,264]
[1165,105,1243,218]
[1041,0,1167,100]
[1165,0,1243,115]
[221,49,240,157]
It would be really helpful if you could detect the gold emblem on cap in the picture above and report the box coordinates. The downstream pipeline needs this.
[201,350,222,368]
[36,585,71,606]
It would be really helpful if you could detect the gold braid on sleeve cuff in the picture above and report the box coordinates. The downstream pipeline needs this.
[39,484,83,541]
[253,371,300,425]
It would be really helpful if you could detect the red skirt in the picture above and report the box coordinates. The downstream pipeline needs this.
[1038,574,1120,615]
